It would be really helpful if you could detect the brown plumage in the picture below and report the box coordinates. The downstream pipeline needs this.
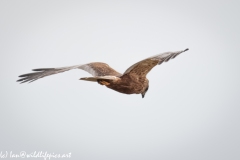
[17,48,189,98]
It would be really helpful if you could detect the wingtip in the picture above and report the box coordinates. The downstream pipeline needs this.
[184,48,189,52]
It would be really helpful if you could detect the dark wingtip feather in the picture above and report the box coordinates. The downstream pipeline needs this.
[17,77,29,83]
[17,77,27,82]
[32,68,54,71]
[19,73,33,77]
[18,74,25,77]
[184,48,189,52]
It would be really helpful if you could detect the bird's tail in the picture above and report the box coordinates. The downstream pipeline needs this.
[79,76,120,82]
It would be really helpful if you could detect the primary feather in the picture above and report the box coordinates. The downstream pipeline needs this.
[17,62,121,83]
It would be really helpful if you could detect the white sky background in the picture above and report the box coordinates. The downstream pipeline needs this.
[0,0,240,159]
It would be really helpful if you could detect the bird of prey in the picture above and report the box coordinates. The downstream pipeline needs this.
[17,48,189,98]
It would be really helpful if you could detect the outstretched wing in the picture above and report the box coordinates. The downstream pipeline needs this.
[17,62,122,83]
[123,48,189,77]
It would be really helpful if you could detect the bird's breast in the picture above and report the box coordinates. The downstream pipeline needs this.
[106,76,146,94]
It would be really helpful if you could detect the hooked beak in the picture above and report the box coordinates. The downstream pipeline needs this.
[141,85,149,98]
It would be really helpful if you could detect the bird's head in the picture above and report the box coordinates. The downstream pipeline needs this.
[141,85,149,98]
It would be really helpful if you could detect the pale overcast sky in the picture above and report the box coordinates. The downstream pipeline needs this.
[0,0,240,160]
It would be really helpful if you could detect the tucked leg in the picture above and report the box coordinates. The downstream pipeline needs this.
[97,80,110,86]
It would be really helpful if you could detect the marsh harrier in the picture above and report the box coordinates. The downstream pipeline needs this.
[17,48,189,98]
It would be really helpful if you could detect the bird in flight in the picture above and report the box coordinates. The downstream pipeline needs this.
[17,48,189,98]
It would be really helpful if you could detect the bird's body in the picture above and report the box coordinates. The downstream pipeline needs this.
[101,74,149,95]
[17,48,189,98]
